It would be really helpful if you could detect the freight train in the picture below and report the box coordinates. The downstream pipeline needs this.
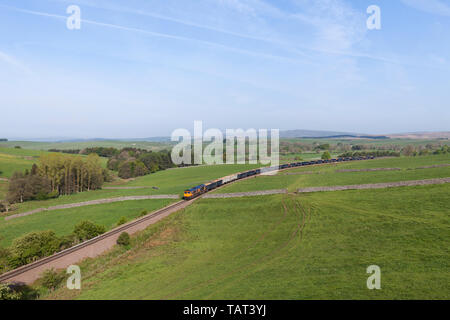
[183,156,375,200]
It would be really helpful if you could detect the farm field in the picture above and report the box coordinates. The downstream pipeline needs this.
[118,164,263,189]
[214,155,450,193]
[0,147,108,179]
[0,199,175,248]
[0,147,46,157]
[0,152,39,179]
[2,163,262,217]
[283,138,450,147]
[45,183,450,300]
[0,140,173,152]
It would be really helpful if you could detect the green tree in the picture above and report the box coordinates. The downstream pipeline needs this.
[7,172,33,203]
[0,247,11,273]
[321,151,332,160]
[0,201,10,213]
[402,145,416,156]
[117,232,130,246]
[116,216,128,226]
[140,210,148,217]
[0,283,22,300]
[73,221,106,242]
[118,160,134,179]
[9,231,61,268]
[7,172,52,204]
[40,269,65,291]
[316,144,330,150]
[134,161,149,177]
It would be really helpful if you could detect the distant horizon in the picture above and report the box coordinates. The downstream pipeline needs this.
[2,129,449,142]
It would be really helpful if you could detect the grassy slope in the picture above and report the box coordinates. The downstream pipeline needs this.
[0,199,174,248]
[214,155,450,193]
[47,184,449,300]
[120,164,263,190]
[0,147,50,178]
[0,147,108,179]
[0,153,38,179]
[0,147,45,157]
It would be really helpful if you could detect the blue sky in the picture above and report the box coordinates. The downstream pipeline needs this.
[0,0,449,138]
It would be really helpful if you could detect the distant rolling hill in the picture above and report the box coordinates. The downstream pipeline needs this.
[279,130,389,139]
[280,129,355,138]
[387,132,450,140]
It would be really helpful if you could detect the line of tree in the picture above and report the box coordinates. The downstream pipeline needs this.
[37,153,105,194]
[80,147,120,158]
[47,147,120,157]
[6,172,58,204]
[48,149,81,154]
[338,150,401,158]
[107,148,174,179]
[401,144,449,156]
[6,153,106,204]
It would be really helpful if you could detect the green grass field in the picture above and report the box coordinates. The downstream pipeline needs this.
[0,152,39,179]
[0,147,109,179]
[0,146,46,157]
[0,140,173,152]
[45,183,449,300]
[3,163,262,217]
[118,164,263,190]
[0,199,174,248]
[214,155,450,193]
[283,137,450,147]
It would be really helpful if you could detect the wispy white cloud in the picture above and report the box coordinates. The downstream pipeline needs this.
[0,4,310,66]
[209,0,402,65]
[53,0,283,43]
[401,0,450,16]
[291,0,366,52]
[215,0,284,17]
[49,0,401,65]
[0,50,31,74]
